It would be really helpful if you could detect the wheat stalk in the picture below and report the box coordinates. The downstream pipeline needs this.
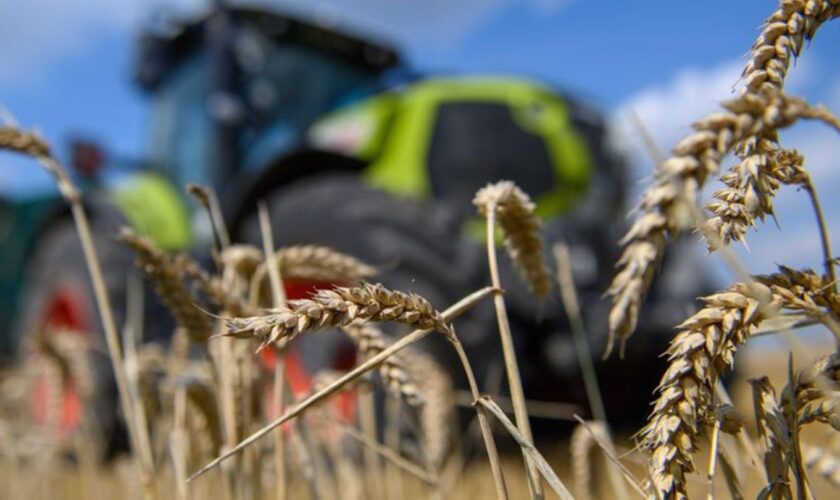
[474,180,544,499]
[473,181,551,298]
[225,282,452,349]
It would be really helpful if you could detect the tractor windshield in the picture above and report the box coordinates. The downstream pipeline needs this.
[147,20,385,189]
[236,25,381,171]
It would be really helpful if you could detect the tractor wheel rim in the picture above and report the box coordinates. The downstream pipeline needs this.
[30,285,92,434]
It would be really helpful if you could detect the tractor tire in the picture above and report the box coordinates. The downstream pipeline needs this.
[238,174,502,398]
[14,213,172,455]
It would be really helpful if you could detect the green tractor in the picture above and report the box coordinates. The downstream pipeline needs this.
[0,5,710,437]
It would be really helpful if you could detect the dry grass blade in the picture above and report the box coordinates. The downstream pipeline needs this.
[119,228,214,342]
[473,181,551,298]
[187,286,495,483]
[476,396,574,500]
[225,282,452,349]
[572,416,646,498]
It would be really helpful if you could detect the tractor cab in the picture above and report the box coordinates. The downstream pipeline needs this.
[134,6,400,199]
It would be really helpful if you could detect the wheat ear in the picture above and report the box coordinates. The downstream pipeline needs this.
[225,282,452,349]
[343,323,423,406]
[402,350,455,473]
[607,89,839,358]
[119,228,214,342]
[473,181,551,298]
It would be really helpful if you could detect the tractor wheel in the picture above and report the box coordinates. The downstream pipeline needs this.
[238,173,500,412]
[14,216,167,454]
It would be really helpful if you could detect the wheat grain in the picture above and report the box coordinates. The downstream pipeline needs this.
[784,351,840,430]
[225,282,452,349]
[473,181,551,298]
[640,267,840,499]
[705,148,806,247]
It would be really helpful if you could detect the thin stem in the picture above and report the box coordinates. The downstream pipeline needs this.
[707,418,721,500]
[449,335,509,500]
[552,244,607,422]
[358,391,385,500]
[714,383,767,483]
[554,243,626,500]
[188,286,497,482]
[802,174,836,291]
[484,203,542,499]
[257,201,289,500]
[63,178,156,500]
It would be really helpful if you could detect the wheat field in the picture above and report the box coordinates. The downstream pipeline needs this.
[2,1,840,499]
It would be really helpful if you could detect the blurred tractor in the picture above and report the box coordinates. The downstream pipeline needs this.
[0,5,711,437]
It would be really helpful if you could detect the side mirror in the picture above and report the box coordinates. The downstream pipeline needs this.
[70,139,106,177]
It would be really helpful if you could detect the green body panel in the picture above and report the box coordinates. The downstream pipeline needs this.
[108,172,193,251]
[309,77,594,220]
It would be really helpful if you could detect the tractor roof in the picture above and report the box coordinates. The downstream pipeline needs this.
[135,6,401,92]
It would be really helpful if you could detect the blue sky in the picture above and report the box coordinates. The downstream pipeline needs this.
[3,0,840,281]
